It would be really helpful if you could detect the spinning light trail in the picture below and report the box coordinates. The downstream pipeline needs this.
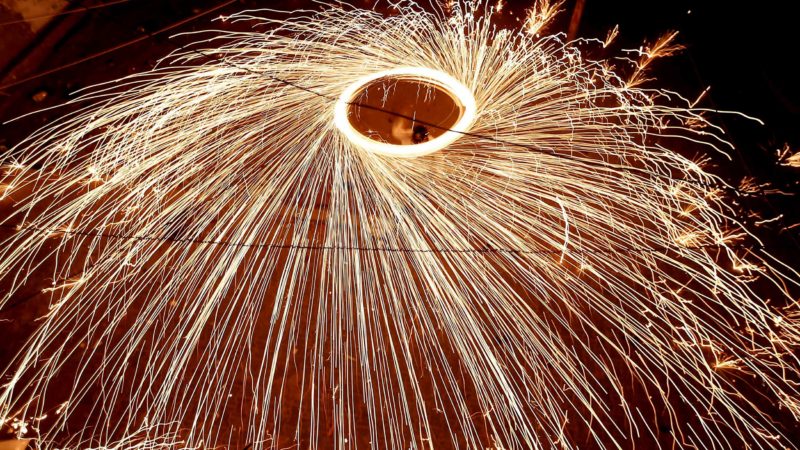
[1,1,799,449]
[334,67,477,157]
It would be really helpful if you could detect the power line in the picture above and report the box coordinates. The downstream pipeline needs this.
[0,0,238,91]
[0,223,762,256]
[0,0,137,27]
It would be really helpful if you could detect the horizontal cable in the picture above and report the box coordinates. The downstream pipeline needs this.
[1,224,756,256]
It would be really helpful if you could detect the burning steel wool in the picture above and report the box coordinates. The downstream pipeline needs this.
[1,1,799,449]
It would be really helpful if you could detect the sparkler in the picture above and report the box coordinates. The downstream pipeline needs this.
[1,1,799,449]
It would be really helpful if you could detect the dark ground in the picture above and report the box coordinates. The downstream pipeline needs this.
[1,0,799,448]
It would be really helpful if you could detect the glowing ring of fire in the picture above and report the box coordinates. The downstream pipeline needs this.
[334,67,477,158]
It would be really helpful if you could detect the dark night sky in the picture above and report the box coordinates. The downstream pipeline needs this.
[519,0,799,152]
[585,0,799,176]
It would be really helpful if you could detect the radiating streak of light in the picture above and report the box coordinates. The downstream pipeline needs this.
[0,1,799,449]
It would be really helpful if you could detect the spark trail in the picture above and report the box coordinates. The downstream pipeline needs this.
[1,1,799,449]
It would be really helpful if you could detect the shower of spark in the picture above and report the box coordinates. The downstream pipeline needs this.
[1,1,800,449]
